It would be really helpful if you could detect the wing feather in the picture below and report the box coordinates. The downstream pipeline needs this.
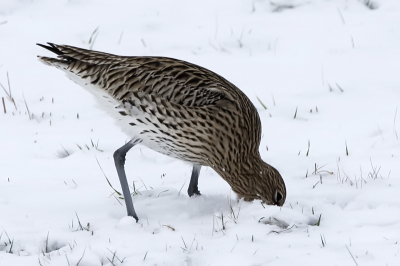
[37,43,238,110]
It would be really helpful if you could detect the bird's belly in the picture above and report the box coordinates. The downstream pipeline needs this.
[138,131,205,164]
[66,73,206,165]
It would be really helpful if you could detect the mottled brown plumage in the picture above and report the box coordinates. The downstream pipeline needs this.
[37,43,286,219]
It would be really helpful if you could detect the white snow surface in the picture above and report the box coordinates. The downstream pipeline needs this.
[1,0,400,265]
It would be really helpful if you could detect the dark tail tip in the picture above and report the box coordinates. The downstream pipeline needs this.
[37,42,63,55]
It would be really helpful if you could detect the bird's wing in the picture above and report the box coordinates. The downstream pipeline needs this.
[37,43,238,110]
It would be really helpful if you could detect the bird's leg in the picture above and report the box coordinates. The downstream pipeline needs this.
[113,138,142,221]
[187,165,202,197]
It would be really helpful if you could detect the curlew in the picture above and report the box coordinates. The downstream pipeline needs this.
[37,43,286,221]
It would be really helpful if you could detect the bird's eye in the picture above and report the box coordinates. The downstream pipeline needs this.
[275,191,283,202]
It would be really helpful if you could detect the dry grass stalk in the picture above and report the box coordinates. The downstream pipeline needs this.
[0,72,17,110]
[2,97,5,113]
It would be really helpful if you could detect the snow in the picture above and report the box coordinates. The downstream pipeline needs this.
[1,0,400,265]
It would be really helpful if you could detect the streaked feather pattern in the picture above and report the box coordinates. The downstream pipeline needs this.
[38,43,286,206]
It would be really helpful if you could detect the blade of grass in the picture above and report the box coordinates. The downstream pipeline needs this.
[336,82,344,92]
[88,26,99,44]
[178,181,186,196]
[337,8,345,24]
[316,214,322,226]
[95,157,122,196]
[60,144,70,157]
[22,93,32,120]
[0,72,17,110]
[345,245,359,266]
[89,27,99,50]
[2,97,5,113]
[76,247,86,266]
[256,96,267,110]
[45,232,49,253]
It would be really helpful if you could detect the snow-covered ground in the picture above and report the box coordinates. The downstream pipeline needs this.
[1,0,399,265]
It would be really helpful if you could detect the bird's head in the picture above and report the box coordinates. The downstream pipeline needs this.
[228,157,286,207]
[255,162,286,206]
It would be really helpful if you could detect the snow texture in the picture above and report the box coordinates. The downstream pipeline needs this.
[0,0,399,265]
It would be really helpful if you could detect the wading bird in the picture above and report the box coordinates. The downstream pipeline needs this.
[37,43,286,221]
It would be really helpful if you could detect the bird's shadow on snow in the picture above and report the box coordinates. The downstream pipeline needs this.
[120,187,320,234]
[133,187,231,220]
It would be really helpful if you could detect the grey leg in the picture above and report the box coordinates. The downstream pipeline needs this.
[113,139,142,221]
[187,165,201,197]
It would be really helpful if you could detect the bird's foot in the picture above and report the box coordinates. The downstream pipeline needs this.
[128,212,139,222]
[187,187,201,197]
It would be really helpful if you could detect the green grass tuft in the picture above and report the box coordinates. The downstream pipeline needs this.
[316,214,322,226]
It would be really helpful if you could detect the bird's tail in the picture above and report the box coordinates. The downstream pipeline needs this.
[37,43,70,69]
